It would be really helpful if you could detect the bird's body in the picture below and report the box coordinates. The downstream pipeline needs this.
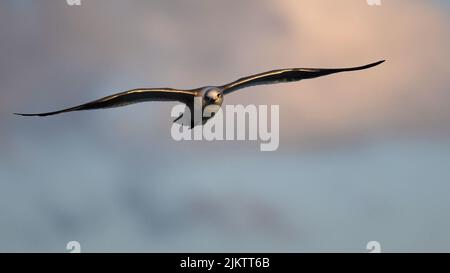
[15,60,384,127]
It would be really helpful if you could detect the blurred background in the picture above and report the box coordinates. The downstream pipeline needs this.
[0,0,449,252]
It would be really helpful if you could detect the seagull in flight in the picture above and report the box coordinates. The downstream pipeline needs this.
[15,60,384,127]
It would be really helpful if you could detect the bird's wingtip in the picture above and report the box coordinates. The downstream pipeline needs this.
[350,60,385,71]
[368,60,386,67]
[14,112,41,117]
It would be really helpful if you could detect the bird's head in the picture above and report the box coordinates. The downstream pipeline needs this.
[202,87,223,106]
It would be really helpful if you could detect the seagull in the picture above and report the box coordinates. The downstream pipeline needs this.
[15,60,384,127]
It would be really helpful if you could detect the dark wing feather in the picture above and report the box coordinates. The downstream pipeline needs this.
[222,60,385,94]
[15,88,197,117]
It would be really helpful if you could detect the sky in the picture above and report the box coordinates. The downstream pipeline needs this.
[0,0,449,252]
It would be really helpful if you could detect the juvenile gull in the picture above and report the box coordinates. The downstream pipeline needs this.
[15,60,385,128]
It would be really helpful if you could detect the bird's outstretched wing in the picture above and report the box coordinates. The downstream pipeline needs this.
[221,60,385,95]
[14,88,197,117]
